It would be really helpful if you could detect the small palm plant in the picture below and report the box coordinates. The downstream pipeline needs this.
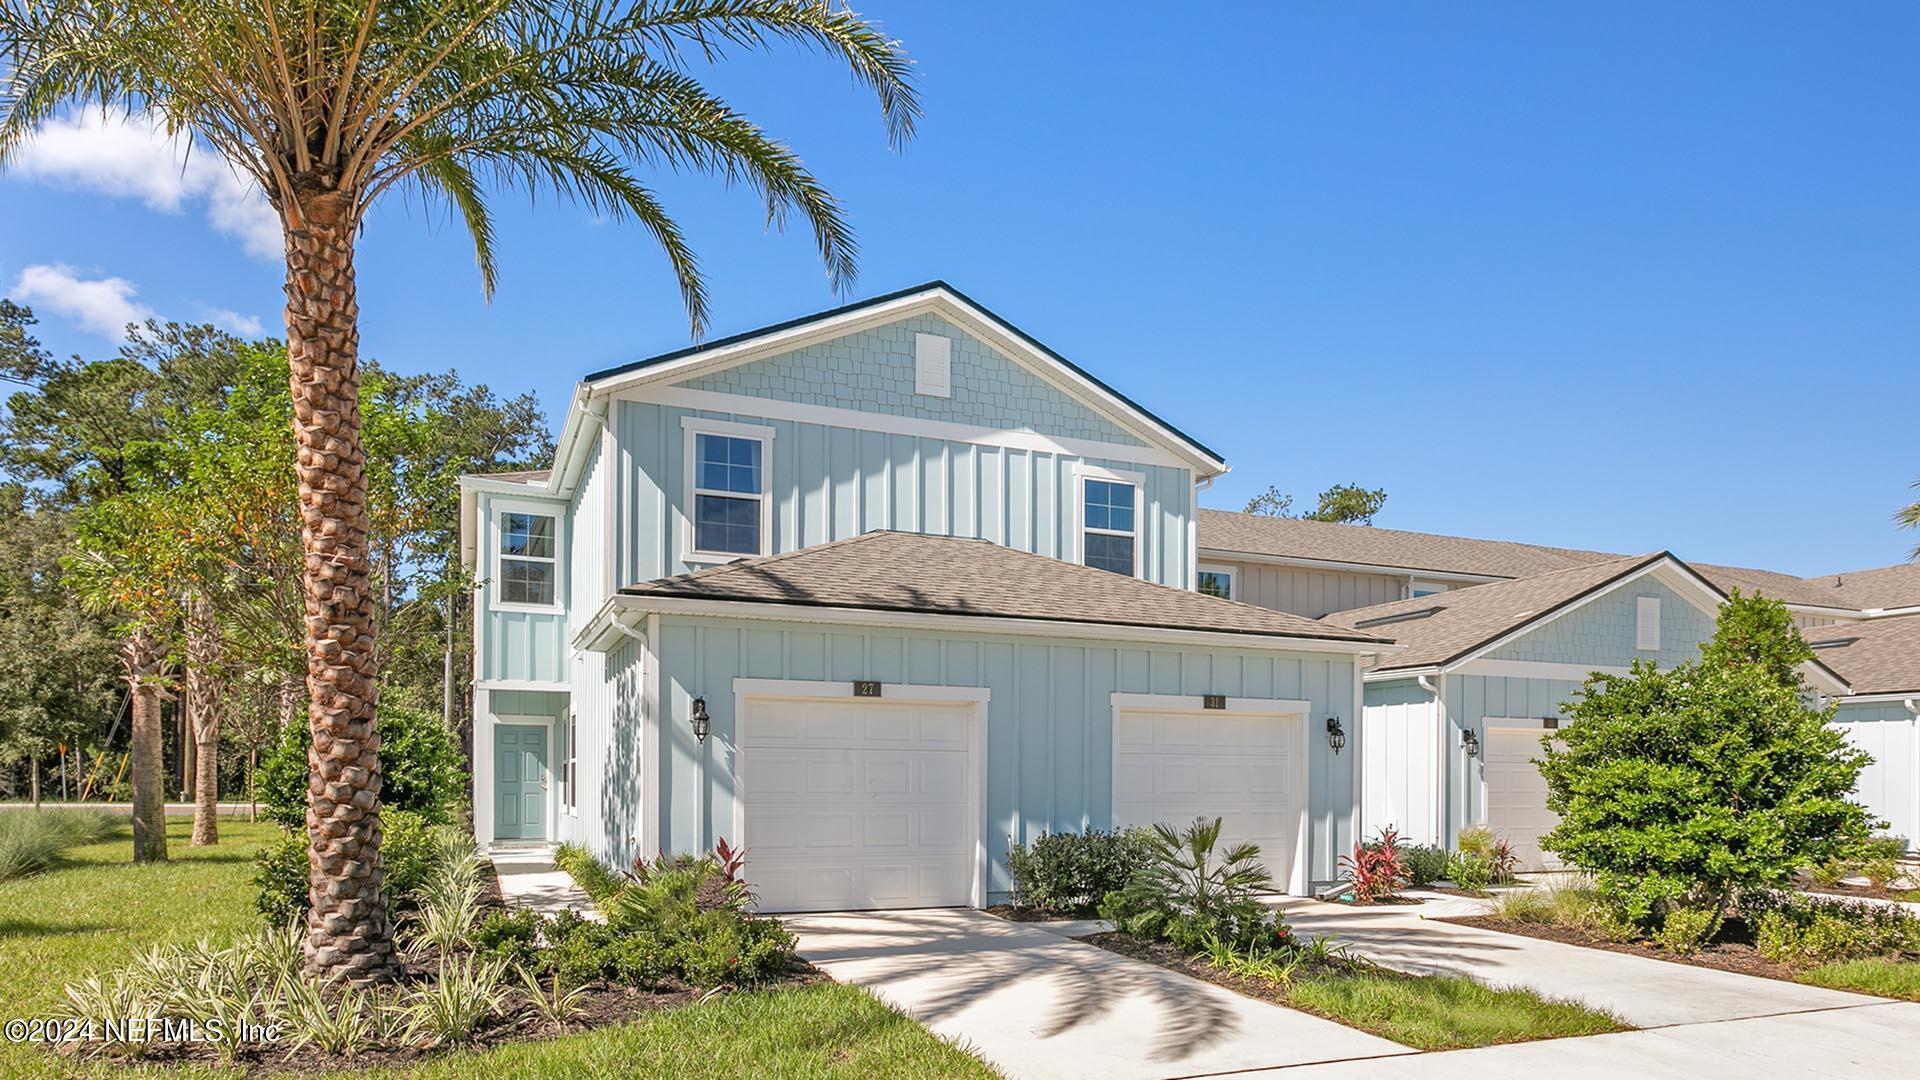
[1104,817,1277,952]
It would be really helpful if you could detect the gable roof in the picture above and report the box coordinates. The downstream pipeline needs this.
[1196,510,1612,579]
[581,281,1225,475]
[1322,553,1672,672]
[608,531,1390,648]
[1804,614,1920,696]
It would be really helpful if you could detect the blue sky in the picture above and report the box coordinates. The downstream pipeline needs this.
[3,2,1915,577]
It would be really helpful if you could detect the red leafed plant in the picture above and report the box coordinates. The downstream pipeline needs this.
[1338,826,1410,903]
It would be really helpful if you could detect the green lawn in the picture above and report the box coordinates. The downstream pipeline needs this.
[1799,957,1920,1001]
[0,818,995,1079]
[1287,969,1628,1051]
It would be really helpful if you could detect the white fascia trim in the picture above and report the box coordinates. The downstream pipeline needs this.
[733,677,991,705]
[1832,692,1920,706]
[628,384,1190,472]
[588,287,1226,476]
[474,678,572,692]
[1436,558,1720,674]
[1111,692,1313,717]
[1195,547,1508,584]
[459,475,563,497]
[1453,658,1631,682]
[596,595,1399,657]
[1366,665,1440,683]
[548,386,609,499]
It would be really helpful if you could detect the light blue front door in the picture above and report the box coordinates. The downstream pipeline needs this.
[494,724,548,840]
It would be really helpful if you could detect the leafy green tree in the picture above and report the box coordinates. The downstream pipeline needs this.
[1538,592,1876,944]
[3,0,917,983]
[1243,482,1388,524]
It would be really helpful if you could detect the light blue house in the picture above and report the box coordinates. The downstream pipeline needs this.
[459,283,1397,909]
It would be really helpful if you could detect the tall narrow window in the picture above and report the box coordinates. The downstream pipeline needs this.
[563,711,577,813]
[498,511,556,606]
[1082,477,1137,576]
[692,433,765,555]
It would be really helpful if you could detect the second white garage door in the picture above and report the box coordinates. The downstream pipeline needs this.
[737,694,979,912]
[1112,703,1308,895]
[1483,725,1561,870]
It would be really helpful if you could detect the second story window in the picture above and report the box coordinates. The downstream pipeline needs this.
[684,419,774,559]
[1082,476,1138,576]
[498,510,557,606]
[1197,565,1235,600]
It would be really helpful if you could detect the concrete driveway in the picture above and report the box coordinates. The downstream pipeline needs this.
[1274,898,1882,1028]
[786,908,1411,1080]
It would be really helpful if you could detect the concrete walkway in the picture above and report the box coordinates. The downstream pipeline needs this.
[787,908,1411,1080]
[1274,898,1883,1028]
[1259,1001,1920,1078]
[490,846,598,917]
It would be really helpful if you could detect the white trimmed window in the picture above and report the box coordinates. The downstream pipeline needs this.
[1411,580,1450,599]
[495,507,559,609]
[1078,467,1144,577]
[682,418,774,560]
[563,710,577,814]
[1197,563,1236,600]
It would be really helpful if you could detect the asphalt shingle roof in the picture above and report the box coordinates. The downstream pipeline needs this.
[1319,553,1669,671]
[1196,510,1616,579]
[617,531,1392,646]
[1804,615,1920,696]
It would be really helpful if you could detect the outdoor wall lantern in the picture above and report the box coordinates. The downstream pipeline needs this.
[691,696,711,744]
[1462,728,1481,759]
[1325,716,1346,754]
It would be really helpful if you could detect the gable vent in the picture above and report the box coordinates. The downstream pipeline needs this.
[914,332,951,398]
[1636,596,1661,651]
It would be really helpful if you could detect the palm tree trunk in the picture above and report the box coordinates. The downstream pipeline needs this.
[186,593,222,845]
[122,628,168,863]
[284,194,397,984]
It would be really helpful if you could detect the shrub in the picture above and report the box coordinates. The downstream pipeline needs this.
[1538,591,1875,932]
[1445,852,1493,893]
[252,808,441,922]
[259,701,466,829]
[1098,817,1279,953]
[555,842,622,903]
[399,954,511,1047]
[1007,826,1151,914]
[600,843,798,987]
[1654,906,1717,953]
[0,807,121,881]
[1339,826,1409,903]
[1752,895,1920,966]
[1809,835,1908,889]
[1401,843,1448,888]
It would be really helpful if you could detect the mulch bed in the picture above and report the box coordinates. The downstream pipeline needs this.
[52,952,828,1074]
[1081,930,1313,1007]
[983,903,1100,922]
[1441,915,1800,983]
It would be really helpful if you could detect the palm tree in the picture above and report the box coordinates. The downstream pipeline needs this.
[2,0,918,983]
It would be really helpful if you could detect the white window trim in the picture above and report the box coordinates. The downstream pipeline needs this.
[1410,579,1451,599]
[1196,562,1238,601]
[681,417,776,564]
[1073,463,1146,579]
[489,498,566,614]
[562,709,578,816]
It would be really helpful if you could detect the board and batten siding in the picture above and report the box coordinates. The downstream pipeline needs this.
[1830,700,1919,852]
[610,398,1195,588]
[1208,558,1405,618]
[624,616,1359,896]
[476,489,569,685]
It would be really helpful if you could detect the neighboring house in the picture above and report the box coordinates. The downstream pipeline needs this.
[1195,511,1920,857]
[459,283,1396,910]
[1807,616,1920,848]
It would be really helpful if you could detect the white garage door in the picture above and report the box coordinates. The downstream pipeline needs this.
[1484,726,1560,870]
[1112,707,1307,895]
[738,696,977,912]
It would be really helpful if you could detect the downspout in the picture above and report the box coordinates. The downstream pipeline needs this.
[1419,673,1449,849]
[1909,699,1919,857]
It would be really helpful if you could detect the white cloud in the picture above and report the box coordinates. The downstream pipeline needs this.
[10,264,155,342]
[202,307,265,337]
[12,110,282,259]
